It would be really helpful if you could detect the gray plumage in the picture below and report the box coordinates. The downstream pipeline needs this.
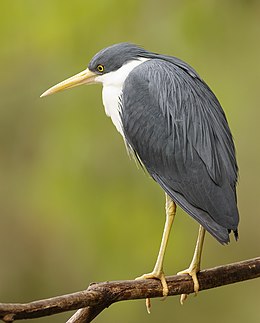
[89,43,239,244]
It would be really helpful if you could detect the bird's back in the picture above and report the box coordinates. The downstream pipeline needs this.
[121,58,239,244]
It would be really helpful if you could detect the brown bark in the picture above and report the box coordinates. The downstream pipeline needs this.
[0,257,259,323]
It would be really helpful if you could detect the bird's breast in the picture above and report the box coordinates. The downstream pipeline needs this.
[98,58,150,138]
[102,85,124,136]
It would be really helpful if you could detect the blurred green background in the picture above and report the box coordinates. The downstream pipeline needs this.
[0,0,259,322]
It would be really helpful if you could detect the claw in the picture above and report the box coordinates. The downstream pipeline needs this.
[136,271,168,313]
[180,293,188,305]
[177,267,200,294]
[177,267,200,303]
[177,225,206,304]
[145,298,151,314]
[135,271,169,297]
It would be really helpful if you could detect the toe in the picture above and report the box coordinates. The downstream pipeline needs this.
[135,271,169,297]
[160,275,169,297]
[180,293,188,305]
[191,273,199,294]
[177,267,200,295]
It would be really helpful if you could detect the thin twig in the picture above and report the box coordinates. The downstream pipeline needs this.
[0,257,259,323]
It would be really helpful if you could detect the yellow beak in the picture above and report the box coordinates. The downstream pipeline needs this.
[40,68,97,97]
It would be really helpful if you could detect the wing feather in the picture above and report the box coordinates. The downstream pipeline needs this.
[121,58,239,243]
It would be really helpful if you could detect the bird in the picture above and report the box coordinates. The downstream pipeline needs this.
[41,42,239,303]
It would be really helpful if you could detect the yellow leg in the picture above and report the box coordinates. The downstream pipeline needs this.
[136,193,176,298]
[177,225,206,304]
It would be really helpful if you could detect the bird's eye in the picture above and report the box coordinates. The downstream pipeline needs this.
[97,64,104,73]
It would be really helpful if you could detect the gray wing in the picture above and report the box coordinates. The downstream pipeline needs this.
[121,58,239,244]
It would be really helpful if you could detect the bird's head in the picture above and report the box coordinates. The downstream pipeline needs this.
[40,43,149,97]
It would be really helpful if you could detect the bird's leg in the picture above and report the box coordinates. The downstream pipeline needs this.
[136,194,176,298]
[177,225,206,304]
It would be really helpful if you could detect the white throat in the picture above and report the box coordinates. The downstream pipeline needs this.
[95,58,149,136]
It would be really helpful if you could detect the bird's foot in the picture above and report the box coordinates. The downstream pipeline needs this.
[177,265,200,304]
[135,270,168,313]
[136,270,168,297]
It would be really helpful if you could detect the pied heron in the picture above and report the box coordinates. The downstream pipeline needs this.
[41,43,239,304]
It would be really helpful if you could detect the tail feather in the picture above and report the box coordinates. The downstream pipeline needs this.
[155,176,237,244]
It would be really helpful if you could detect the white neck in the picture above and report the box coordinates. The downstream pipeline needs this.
[95,58,149,136]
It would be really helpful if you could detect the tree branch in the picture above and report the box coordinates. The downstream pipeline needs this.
[0,257,259,323]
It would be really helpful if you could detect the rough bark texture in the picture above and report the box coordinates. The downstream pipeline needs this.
[0,257,259,323]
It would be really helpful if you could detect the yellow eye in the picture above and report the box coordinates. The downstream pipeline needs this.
[97,64,104,73]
